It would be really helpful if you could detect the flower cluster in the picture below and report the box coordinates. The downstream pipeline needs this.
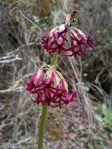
[41,15,95,58]
[24,67,76,108]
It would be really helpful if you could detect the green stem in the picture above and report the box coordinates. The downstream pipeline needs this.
[38,105,48,149]
[51,52,58,66]
[38,52,58,149]
[109,88,112,113]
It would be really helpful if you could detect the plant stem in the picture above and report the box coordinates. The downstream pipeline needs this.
[38,105,48,149]
[38,52,58,149]
[109,88,112,113]
[51,52,58,66]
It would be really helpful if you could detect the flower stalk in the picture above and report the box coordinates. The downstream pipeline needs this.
[51,51,58,66]
[38,51,58,149]
[38,105,48,149]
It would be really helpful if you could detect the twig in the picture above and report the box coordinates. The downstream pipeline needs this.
[19,11,42,33]
[0,54,22,63]
[0,105,5,110]
[0,73,34,93]
[7,42,35,55]
[0,86,23,93]
[16,137,31,145]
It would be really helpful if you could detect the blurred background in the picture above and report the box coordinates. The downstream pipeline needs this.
[0,0,112,148]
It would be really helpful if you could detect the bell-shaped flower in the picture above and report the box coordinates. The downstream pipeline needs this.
[24,66,76,108]
[41,18,95,58]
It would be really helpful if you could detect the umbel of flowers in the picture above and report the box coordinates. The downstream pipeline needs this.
[24,66,76,109]
[41,14,95,57]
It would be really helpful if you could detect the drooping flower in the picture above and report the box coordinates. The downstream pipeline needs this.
[24,66,76,108]
[41,14,95,58]
[86,30,95,50]
[24,68,43,91]
[24,72,37,91]
[41,24,68,56]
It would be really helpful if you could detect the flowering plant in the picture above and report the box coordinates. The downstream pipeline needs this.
[24,11,94,149]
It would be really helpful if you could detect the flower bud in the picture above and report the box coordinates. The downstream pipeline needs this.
[54,73,60,87]
[50,27,58,37]
[58,24,65,32]
[46,68,54,79]
[76,29,87,40]
[70,29,79,41]
[34,68,43,85]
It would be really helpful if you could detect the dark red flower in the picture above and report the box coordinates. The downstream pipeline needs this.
[41,24,95,58]
[83,30,95,54]
[24,67,76,108]
[86,30,95,50]
[41,25,69,57]
[24,72,37,91]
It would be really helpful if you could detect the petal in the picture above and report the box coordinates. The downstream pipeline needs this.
[31,72,37,82]
[70,90,76,102]
[70,30,79,42]
[76,29,87,40]
[87,42,95,50]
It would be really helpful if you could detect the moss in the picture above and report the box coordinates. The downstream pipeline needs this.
[45,112,63,140]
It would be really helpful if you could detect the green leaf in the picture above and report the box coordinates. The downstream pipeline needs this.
[84,97,89,101]
[27,120,32,124]
[68,139,72,144]
[81,86,90,91]
[29,25,34,30]
[102,146,107,149]
[33,16,39,23]
[68,145,72,148]
[95,30,101,34]
[95,115,103,122]
[107,38,112,43]
[76,81,81,86]
[94,135,99,140]
[109,6,112,16]
[102,104,108,116]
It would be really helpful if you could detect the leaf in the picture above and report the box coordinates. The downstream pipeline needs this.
[81,86,90,91]
[68,139,72,144]
[76,81,81,86]
[107,38,112,43]
[33,16,39,23]
[102,146,107,149]
[104,113,112,122]
[95,30,101,34]
[84,97,89,101]
[109,6,112,16]
[95,115,103,122]
[102,104,108,116]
